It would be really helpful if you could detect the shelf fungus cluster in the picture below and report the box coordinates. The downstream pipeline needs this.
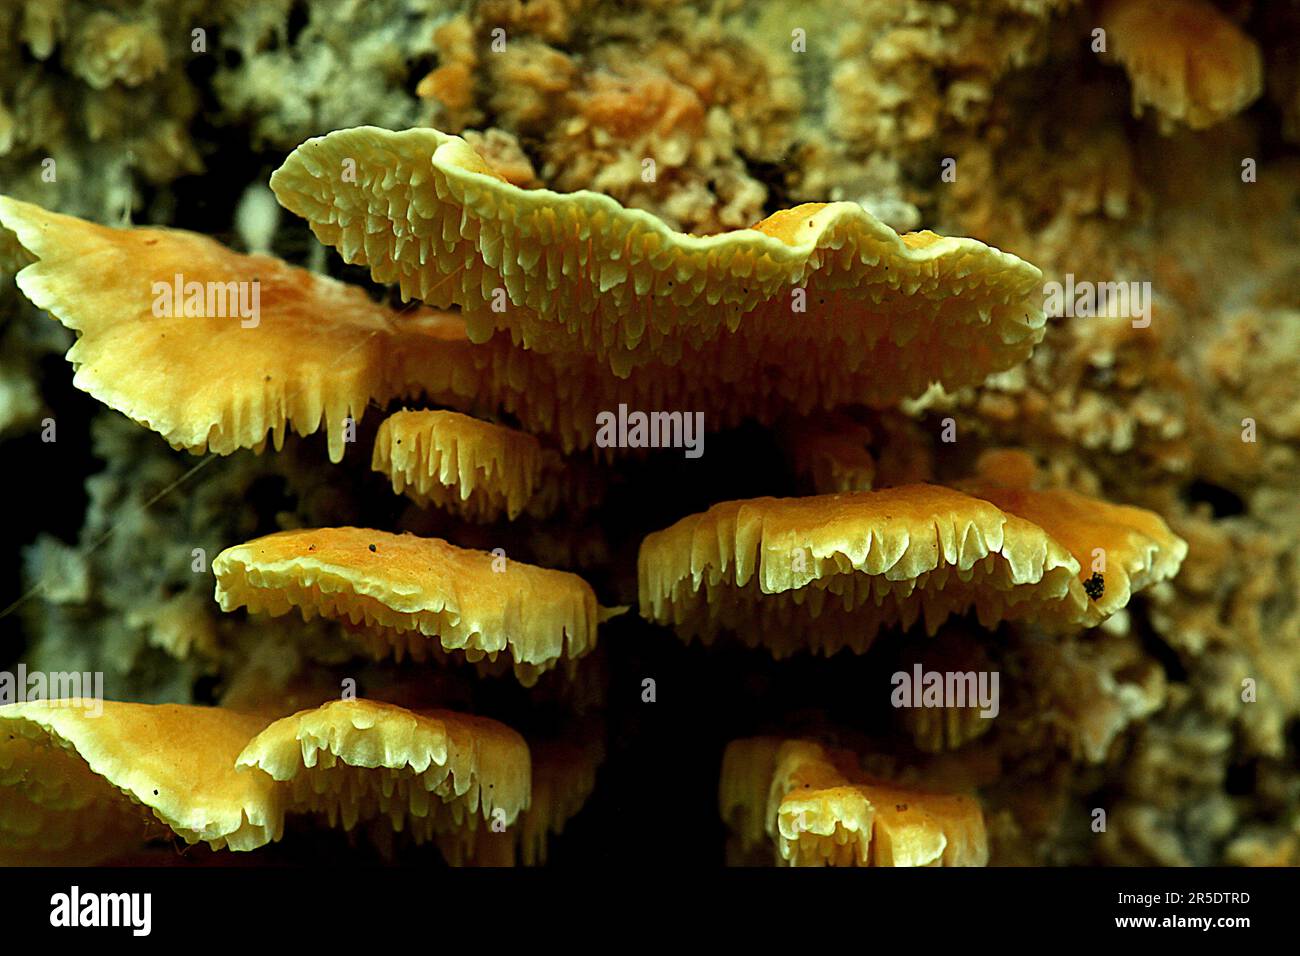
[1,102,1198,870]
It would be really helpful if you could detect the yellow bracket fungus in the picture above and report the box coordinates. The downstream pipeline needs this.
[372,408,565,522]
[271,126,1046,401]
[0,700,283,862]
[721,738,988,867]
[214,527,620,685]
[0,197,466,463]
[1100,0,1263,131]
[639,483,1185,657]
[236,698,529,852]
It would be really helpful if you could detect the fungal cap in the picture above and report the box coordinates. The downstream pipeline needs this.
[213,527,615,685]
[237,698,530,835]
[372,408,561,521]
[271,126,1045,400]
[1100,0,1263,130]
[637,484,1084,656]
[0,700,283,856]
[769,740,988,867]
[640,477,1186,653]
[0,197,481,462]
